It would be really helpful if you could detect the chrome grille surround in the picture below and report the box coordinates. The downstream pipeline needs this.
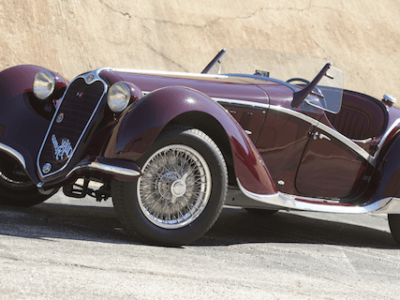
[37,69,110,179]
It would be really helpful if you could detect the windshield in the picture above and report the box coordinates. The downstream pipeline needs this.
[206,48,344,114]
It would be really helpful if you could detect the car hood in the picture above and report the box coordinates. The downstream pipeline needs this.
[104,70,276,105]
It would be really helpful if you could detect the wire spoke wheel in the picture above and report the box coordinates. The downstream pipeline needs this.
[111,127,228,246]
[0,157,53,207]
[138,145,212,229]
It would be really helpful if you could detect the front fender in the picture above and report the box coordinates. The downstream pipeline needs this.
[0,65,66,184]
[103,86,276,195]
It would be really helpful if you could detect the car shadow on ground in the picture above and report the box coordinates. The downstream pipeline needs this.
[0,203,135,245]
[0,203,397,249]
[201,208,398,249]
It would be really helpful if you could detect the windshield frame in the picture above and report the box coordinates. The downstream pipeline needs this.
[203,48,344,115]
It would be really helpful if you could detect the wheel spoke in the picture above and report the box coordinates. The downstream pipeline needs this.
[170,194,178,204]
[137,144,212,229]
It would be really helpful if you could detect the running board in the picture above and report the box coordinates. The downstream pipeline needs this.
[229,179,400,214]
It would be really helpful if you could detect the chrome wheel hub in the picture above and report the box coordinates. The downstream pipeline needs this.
[137,145,212,229]
[171,180,186,198]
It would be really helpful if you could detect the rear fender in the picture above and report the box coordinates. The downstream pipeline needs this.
[103,86,276,195]
[0,65,67,184]
[366,132,400,202]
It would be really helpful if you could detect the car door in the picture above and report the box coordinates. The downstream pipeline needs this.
[295,115,372,199]
[255,102,323,195]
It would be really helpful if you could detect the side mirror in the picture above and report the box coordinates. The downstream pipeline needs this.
[291,63,332,109]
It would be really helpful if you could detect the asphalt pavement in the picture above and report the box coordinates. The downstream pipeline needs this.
[1,191,400,299]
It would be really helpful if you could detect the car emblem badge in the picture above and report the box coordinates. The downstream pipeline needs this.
[51,134,73,161]
[56,113,64,123]
[42,163,52,174]
[87,74,95,83]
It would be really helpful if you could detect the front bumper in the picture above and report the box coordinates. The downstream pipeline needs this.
[0,142,141,193]
[37,156,141,192]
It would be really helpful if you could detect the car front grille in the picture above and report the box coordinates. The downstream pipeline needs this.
[38,78,106,177]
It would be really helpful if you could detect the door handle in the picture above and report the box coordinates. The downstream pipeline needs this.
[309,131,331,141]
[314,131,331,141]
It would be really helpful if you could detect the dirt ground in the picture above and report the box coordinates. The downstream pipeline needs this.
[0,0,399,101]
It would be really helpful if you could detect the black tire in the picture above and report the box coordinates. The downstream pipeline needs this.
[0,158,52,207]
[388,214,400,245]
[244,208,279,215]
[111,127,228,246]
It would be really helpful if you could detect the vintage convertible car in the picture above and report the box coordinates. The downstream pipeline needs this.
[1,49,400,246]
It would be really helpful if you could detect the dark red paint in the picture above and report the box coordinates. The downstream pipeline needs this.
[1,64,400,207]
[0,65,59,184]
[103,86,276,195]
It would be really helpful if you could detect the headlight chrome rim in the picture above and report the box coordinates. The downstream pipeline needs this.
[33,71,56,100]
[107,82,131,113]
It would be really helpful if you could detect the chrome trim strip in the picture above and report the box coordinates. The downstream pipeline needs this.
[142,92,271,110]
[267,105,373,164]
[268,105,319,126]
[37,162,140,189]
[237,179,400,214]
[87,162,140,177]
[373,197,400,214]
[372,118,400,161]
[316,121,373,164]
[142,93,373,165]
[36,68,110,179]
[209,98,320,127]
[110,68,229,79]
[66,162,140,178]
[139,93,270,110]
[0,143,26,168]
[212,97,269,110]
[210,98,319,127]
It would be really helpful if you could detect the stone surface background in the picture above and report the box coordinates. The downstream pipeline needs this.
[0,0,399,100]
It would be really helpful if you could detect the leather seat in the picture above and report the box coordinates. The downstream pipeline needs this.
[326,91,386,140]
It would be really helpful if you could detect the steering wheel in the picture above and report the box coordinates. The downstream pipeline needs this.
[286,78,310,85]
[286,78,327,110]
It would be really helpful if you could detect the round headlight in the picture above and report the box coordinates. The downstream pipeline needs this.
[33,71,55,100]
[107,82,131,113]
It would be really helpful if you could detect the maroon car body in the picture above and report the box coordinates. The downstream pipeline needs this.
[1,49,400,246]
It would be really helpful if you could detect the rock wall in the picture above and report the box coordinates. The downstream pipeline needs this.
[0,0,399,100]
